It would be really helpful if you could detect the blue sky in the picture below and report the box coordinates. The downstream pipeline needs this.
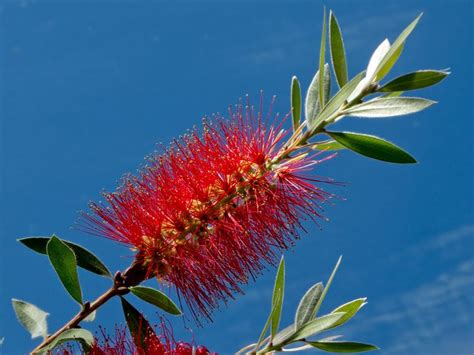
[1,0,472,354]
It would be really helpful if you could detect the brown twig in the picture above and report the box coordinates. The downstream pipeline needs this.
[30,260,150,354]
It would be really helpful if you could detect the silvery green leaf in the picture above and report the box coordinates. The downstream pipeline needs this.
[310,71,365,131]
[289,313,346,341]
[323,63,331,105]
[379,70,449,92]
[307,341,379,353]
[273,324,296,345]
[291,76,302,131]
[344,97,435,118]
[374,14,423,81]
[255,292,282,350]
[329,11,348,88]
[37,329,94,353]
[318,8,327,107]
[328,298,367,329]
[346,39,390,103]
[306,64,330,126]
[311,256,342,318]
[271,256,285,339]
[12,299,48,339]
[305,68,321,124]
[366,39,391,82]
[295,282,323,329]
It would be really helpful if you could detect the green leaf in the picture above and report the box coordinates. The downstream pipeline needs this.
[367,39,391,81]
[271,256,285,339]
[311,140,346,151]
[83,310,96,322]
[311,256,342,318]
[255,292,282,350]
[323,63,332,105]
[129,286,182,315]
[307,341,379,353]
[305,64,330,125]
[344,97,435,118]
[291,76,302,131]
[18,236,112,278]
[295,282,324,329]
[327,131,417,164]
[310,71,365,131]
[47,236,83,304]
[11,299,48,339]
[318,8,327,107]
[273,324,296,345]
[329,11,348,88]
[305,68,321,123]
[290,313,346,341]
[374,43,404,82]
[382,91,404,98]
[379,70,449,92]
[374,14,423,81]
[37,329,94,353]
[329,298,367,329]
[121,297,155,350]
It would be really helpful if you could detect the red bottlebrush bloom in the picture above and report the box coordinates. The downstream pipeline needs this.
[81,100,335,319]
[58,325,216,355]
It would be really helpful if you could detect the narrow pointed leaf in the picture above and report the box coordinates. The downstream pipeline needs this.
[379,70,449,92]
[305,68,321,124]
[12,299,48,339]
[374,14,423,81]
[47,236,83,304]
[291,76,302,131]
[273,324,296,344]
[307,341,379,353]
[37,329,94,353]
[18,236,111,278]
[255,292,282,350]
[382,91,404,98]
[121,297,155,350]
[318,8,327,107]
[310,71,365,131]
[344,97,435,118]
[366,39,391,81]
[311,140,346,151]
[328,131,417,163]
[376,43,404,81]
[328,298,367,329]
[295,282,323,329]
[323,63,331,104]
[271,256,285,338]
[329,11,348,87]
[311,256,342,318]
[290,313,346,341]
[129,286,182,315]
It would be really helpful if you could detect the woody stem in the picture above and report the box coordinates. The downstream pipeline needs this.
[30,260,149,354]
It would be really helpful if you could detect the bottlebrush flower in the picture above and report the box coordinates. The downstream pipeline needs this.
[81,100,336,319]
[58,325,215,355]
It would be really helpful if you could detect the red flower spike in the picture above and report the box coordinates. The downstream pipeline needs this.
[81,101,336,320]
[58,325,215,355]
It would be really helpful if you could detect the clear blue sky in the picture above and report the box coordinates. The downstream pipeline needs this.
[1,0,472,354]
